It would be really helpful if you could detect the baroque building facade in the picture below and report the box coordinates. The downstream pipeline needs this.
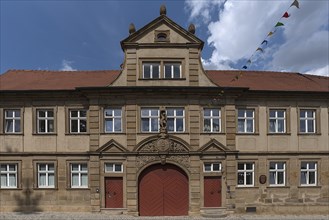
[0,6,328,216]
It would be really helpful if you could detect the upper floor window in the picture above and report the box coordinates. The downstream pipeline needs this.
[38,163,55,188]
[0,164,17,188]
[269,162,285,186]
[105,163,123,173]
[71,163,88,188]
[141,108,159,132]
[143,63,160,79]
[167,108,184,132]
[70,110,87,133]
[237,162,254,187]
[5,109,21,133]
[203,108,221,133]
[299,109,315,133]
[164,63,181,79]
[237,109,254,133]
[269,109,286,133]
[204,163,221,172]
[104,108,122,133]
[37,109,54,133]
[300,162,317,186]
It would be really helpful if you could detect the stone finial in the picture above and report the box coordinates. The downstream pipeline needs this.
[129,23,136,35]
[160,5,167,15]
[188,23,196,34]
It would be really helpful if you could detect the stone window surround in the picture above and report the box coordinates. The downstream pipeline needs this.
[105,163,123,173]
[67,161,89,189]
[0,108,24,135]
[33,160,58,189]
[203,162,222,172]
[297,107,321,135]
[267,107,291,135]
[300,161,318,187]
[202,107,222,133]
[237,162,255,187]
[236,107,259,134]
[32,107,57,135]
[0,161,21,189]
[269,161,286,187]
[65,107,89,135]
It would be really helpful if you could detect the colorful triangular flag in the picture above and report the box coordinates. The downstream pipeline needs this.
[282,12,290,18]
[261,40,268,45]
[242,65,247,69]
[290,0,300,9]
[267,31,274,37]
[256,47,264,53]
[275,22,284,27]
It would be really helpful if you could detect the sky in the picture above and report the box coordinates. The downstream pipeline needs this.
[1,0,328,76]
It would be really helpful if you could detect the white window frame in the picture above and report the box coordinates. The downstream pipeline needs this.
[204,163,221,172]
[37,109,55,133]
[70,163,88,188]
[0,164,17,188]
[300,162,317,186]
[143,63,160,79]
[269,162,286,186]
[269,109,286,133]
[237,162,254,187]
[299,110,316,133]
[164,63,181,79]
[203,108,221,133]
[105,163,123,173]
[38,163,55,188]
[104,108,122,133]
[166,108,185,132]
[141,108,159,132]
[69,110,87,133]
[4,109,21,133]
[237,109,255,133]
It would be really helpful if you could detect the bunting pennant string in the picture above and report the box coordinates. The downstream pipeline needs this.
[238,0,300,73]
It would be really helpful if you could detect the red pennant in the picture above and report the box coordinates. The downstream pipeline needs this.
[282,12,290,18]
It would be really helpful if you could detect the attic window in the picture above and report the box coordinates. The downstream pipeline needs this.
[154,30,170,42]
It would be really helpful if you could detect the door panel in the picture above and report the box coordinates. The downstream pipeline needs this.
[204,176,221,207]
[105,177,123,208]
[139,164,188,216]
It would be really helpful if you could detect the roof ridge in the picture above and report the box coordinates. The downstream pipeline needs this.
[4,69,120,73]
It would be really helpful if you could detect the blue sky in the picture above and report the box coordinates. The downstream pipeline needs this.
[1,0,328,76]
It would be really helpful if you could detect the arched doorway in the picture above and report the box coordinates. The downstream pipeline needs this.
[138,163,189,216]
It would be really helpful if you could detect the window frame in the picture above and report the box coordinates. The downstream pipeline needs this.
[300,161,317,186]
[139,59,185,80]
[166,107,185,133]
[203,163,221,172]
[0,163,18,188]
[269,109,286,133]
[69,109,88,134]
[299,109,316,134]
[142,62,160,79]
[269,162,286,187]
[70,163,88,188]
[4,109,22,134]
[140,107,160,133]
[104,163,123,173]
[104,108,122,133]
[203,108,221,133]
[237,109,255,133]
[164,62,181,79]
[37,163,55,188]
[36,109,55,134]
[237,162,254,187]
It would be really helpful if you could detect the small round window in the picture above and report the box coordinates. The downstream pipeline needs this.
[157,33,167,41]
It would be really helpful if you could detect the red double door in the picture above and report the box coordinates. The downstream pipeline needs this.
[138,164,189,216]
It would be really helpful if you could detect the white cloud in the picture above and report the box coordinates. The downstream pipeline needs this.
[185,0,329,76]
[304,65,329,77]
[60,59,77,71]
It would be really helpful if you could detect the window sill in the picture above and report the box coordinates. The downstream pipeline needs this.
[0,133,24,136]
[298,133,321,136]
[67,187,90,190]
[100,132,126,135]
[298,185,321,188]
[65,133,90,136]
[268,185,290,188]
[201,132,225,135]
[33,187,58,190]
[236,186,258,189]
[139,78,187,81]
[236,133,259,136]
[0,187,21,190]
[267,133,291,136]
[137,132,189,135]
[32,133,57,136]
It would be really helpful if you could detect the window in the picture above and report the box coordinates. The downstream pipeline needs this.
[204,163,221,172]
[300,109,315,133]
[164,63,181,79]
[237,163,254,187]
[104,108,122,132]
[69,110,87,133]
[269,162,285,186]
[141,108,159,132]
[37,110,54,133]
[71,163,88,188]
[105,163,123,173]
[157,33,167,41]
[4,110,21,133]
[38,163,55,188]
[0,164,17,188]
[300,162,317,186]
[269,110,286,133]
[143,63,160,79]
[167,108,184,132]
[237,109,254,133]
[204,108,221,132]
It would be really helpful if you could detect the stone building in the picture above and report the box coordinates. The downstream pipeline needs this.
[0,6,328,217]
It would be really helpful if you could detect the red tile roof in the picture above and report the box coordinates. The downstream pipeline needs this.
[0,69,328,92]
[205,70,329,92]
[0,70,120,91]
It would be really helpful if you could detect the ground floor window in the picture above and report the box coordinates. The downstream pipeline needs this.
[0,164,17,188]
[300,162,317,186]
[71,163,88,188]
[38,163,55,188]
[237,162,254,187]
[269,162,285,186]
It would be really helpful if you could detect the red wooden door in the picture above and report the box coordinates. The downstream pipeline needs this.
[139,164,188,216]
[105,177,123,208]
[204,176,221,207]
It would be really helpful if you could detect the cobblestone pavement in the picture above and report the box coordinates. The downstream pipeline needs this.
[0,213,328,220]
